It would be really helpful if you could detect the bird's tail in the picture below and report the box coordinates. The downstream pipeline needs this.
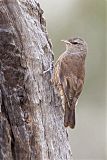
[64,103,75,129]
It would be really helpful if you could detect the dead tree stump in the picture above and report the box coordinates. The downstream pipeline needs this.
[0,1,72,159]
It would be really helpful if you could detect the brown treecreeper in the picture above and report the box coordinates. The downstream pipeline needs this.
[52,37,87,128]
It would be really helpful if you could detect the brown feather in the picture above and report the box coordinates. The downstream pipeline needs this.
[52,37,87,128]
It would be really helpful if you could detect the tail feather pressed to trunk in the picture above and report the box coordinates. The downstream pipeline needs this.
[64,103,75,129]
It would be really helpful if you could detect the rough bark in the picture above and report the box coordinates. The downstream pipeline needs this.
[0,0,72,160]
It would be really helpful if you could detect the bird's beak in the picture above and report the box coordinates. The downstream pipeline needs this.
[61,40,71,45]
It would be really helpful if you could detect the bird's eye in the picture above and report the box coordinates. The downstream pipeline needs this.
[72,42,78,45]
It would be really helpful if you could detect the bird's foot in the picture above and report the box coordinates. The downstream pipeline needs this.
[43,63,54,75]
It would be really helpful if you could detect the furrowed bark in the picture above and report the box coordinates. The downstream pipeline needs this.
[0,0,72,159]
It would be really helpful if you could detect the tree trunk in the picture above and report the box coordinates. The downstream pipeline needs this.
[0,0,72,160]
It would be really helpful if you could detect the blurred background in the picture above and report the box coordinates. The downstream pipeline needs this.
[39,0,106,159]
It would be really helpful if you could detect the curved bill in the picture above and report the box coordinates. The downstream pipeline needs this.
[61,40,71,45]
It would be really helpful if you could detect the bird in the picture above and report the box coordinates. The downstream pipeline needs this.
[52,37,87,128]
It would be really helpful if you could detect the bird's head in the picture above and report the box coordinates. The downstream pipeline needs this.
[61,37,87,53]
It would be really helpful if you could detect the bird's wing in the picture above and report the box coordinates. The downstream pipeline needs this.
[53,52,85,128]
[59,53,85,108]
